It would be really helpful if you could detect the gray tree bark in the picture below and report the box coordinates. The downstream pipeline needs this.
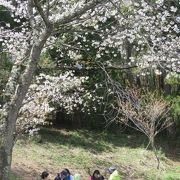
[0,27,52,179]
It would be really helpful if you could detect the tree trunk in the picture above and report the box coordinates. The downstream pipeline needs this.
[150,137,160,169]
[0,28,52,179]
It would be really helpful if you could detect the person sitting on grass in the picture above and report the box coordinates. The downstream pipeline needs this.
[54,170,66,180]
[64,168,73,180]
[88,170,104,180]
[54,168,73,180]
[41,171,50,180]
[107,166,121,180]
[73,173,81,180]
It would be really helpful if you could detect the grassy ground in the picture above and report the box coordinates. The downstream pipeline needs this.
[12,128,180,180]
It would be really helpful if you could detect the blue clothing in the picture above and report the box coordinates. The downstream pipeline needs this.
[66,175,73,180]
[54,175,73,180]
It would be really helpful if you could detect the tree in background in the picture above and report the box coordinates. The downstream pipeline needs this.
[104,74,172,169]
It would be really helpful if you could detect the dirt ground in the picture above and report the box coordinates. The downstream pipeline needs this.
[12,160,58,180]
[12,159,89,180]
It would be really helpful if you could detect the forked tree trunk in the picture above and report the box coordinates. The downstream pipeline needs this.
[0,28,52,179]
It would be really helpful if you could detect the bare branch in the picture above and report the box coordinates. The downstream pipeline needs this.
[102,67,173,168]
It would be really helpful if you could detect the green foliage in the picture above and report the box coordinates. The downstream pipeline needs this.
[9,172,21,180]
[0,6,14,27]
[162,167,180,180]
[165,73,180,85]
[0,5,24,29]
[0,54,12,99]
[166,95,180,125]
[38,52,56,69]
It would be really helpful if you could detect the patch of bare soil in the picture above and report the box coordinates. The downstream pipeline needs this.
[12,160,59,180]
[12,160,41,179]
[12,159,87,179]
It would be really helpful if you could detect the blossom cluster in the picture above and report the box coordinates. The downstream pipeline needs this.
[16,71,102,133]
[0,0,179,73]
[44,0,180,75]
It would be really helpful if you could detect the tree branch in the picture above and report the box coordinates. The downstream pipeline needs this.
[27,0,36,28]
[33,0,51,27]
[55,0,107,26]
[39,65,137,72]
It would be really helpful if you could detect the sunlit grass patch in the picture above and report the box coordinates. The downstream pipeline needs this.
[13,128,179,179]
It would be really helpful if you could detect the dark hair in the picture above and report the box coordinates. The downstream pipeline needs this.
[41,171,49,179]
[64,168,71,175]
[92,170,100,177]
[92,170,105,180]
[58,169,69,179]
[54,169,71,180]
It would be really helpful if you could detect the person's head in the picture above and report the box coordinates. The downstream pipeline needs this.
[41,171,49,179]
[92,170,101,179]
[107,166,116,174]
[59,169,71,179]
[64,168,71,175]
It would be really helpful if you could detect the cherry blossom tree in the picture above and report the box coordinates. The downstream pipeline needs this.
[0,0,179,178]
[0,0,107,178]
[48,0,179,75]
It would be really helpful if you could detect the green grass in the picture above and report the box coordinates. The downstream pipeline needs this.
[162,167,180,180]
[9,172,22,180]
[12,128,180,179]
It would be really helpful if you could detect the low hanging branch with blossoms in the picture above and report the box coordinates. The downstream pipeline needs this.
[17,71,103,134]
